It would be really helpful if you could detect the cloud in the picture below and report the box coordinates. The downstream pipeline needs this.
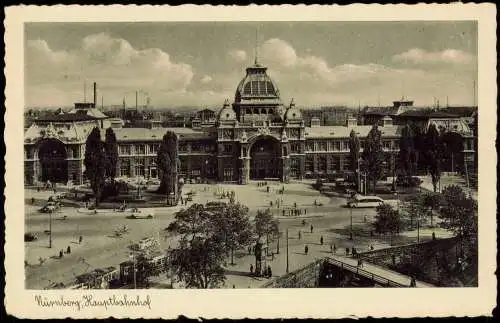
[26,33,195,107]
[227,49,247,62]
[200,75,213,84]
[392,48,475,65]
[260,38,298,68]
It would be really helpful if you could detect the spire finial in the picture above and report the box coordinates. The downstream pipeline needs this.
[290,98,295,108]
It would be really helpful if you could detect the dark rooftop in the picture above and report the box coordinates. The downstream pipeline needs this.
[35,114,98,122]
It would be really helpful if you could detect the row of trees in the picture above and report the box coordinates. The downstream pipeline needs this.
[84,128,181,206]
[83,127,118,206]
[373,185,477,251]
[165,203,279,288]
[349,122,465,193]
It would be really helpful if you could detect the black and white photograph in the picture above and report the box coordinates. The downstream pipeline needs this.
[4,4,497,319]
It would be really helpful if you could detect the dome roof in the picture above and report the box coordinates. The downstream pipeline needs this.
[217,99,236,121]
[235,64,280,102]
[284,99,302,120]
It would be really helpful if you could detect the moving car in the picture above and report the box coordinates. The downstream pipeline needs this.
[126,212,154,219]
[24,232,38,242]
[347,195,384,208]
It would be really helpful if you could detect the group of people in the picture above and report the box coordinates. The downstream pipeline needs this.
[249,264,273,278]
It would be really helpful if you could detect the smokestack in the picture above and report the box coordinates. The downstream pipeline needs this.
[93,82,97,108]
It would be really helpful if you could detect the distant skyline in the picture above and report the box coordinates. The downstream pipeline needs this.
[25,21,477,109]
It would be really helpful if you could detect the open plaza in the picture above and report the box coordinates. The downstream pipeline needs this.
[24,176,461,289]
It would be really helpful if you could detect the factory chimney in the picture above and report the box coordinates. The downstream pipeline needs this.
[93,82,97,108]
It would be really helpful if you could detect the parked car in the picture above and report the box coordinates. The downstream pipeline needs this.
[396,176,423,187]
[39,201,59,213]
[347,195,384,208]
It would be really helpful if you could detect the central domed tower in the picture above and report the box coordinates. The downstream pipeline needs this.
[233,60,285,123]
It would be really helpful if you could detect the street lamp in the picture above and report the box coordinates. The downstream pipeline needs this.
[286,228,289,274]
[48,209,53,248]
[349,206,353,240]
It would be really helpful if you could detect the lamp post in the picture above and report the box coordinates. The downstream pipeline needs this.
[48,209,53,248]
[349,206,353,240]
[286,228,289,274]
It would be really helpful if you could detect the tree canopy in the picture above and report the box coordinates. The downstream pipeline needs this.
[348,129,361,189]
[104,127,118,181]
[362,124,385,192]
[84,127,106,206]
[165,202,254,288]
[373,204,402,244]
[157,131,179,197]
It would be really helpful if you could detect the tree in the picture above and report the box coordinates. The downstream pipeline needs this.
[168,236,226,289]
[348,129,361,189]
[401,193,425,230]
[206,202,253,265]
[439,185,477,258]
[135,252,162,288]
[399,124,416,179]
[104,127,118,182]
[441,132,464,173]
[362,124,385,193]
[373,204,402,245]
[422,191,441,227]
[424,124,442,192]
[84,127,106,206]
[254,209,279,254]
[166,203,227,288]
[157,131,179,198]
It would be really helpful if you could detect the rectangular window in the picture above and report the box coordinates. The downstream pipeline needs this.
[290,158,300,176]
[335,141,341,151]
[120,160,131,177]
[328,156,336,171]
[306,141,314,152]
[342,141,349,151]
[305,156,314,173]
[179,143,188,152]
[319,141,327,151]
[318,156,327,172]
[149,144,158,155]
[119,145,131,155]
[224,144,232,153]
[224,168,234,181]
[291,143,300,153]
[136,144,146,155]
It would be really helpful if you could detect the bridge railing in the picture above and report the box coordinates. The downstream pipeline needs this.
[325,257,407,288]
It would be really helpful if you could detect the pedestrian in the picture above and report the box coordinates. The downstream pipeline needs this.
[59,250,63,258]
[364,215,367,223]
[302,219,306,226]
[352,247,357,256]
[345,247,349,256]
[37,187,41,192]
[79,235,83,244]
[320,236,324,245]
[31,197,35,204]
[294,202,297,208]
[310,225,313,233]
[282,210,285,217]
[304,245,309,255]
[370,245,374,251]
[432,232,436,240]
[248,246,252,255]
[267,186,270,193]
[66,246,71,254]
[304,209,307,215]
[232,284,235,289]
[333,244,337,254]
[314,199,317,206]
[270,201,273,207]
[267,265,272,278]
[330,244,333,253]
[298,231,301,240]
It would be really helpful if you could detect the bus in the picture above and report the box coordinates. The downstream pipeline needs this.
[347,195,384,208]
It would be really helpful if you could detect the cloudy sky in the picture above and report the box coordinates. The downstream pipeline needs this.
[25,21,477,109]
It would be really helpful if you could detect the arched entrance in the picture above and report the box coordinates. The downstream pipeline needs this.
[38,139,68,183]
[250,137,281,179]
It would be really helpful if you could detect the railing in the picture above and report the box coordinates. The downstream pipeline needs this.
[325,257,406,288]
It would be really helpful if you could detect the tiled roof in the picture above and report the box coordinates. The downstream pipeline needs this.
[305,125,402,139]
[34,114,97,122]
[398,110,460,118]
[113,127,212,141]
[362,106,399,116]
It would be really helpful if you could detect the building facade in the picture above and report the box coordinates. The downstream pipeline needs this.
[24,61,474,186]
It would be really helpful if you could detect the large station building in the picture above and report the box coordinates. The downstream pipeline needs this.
[24,60,475,186]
